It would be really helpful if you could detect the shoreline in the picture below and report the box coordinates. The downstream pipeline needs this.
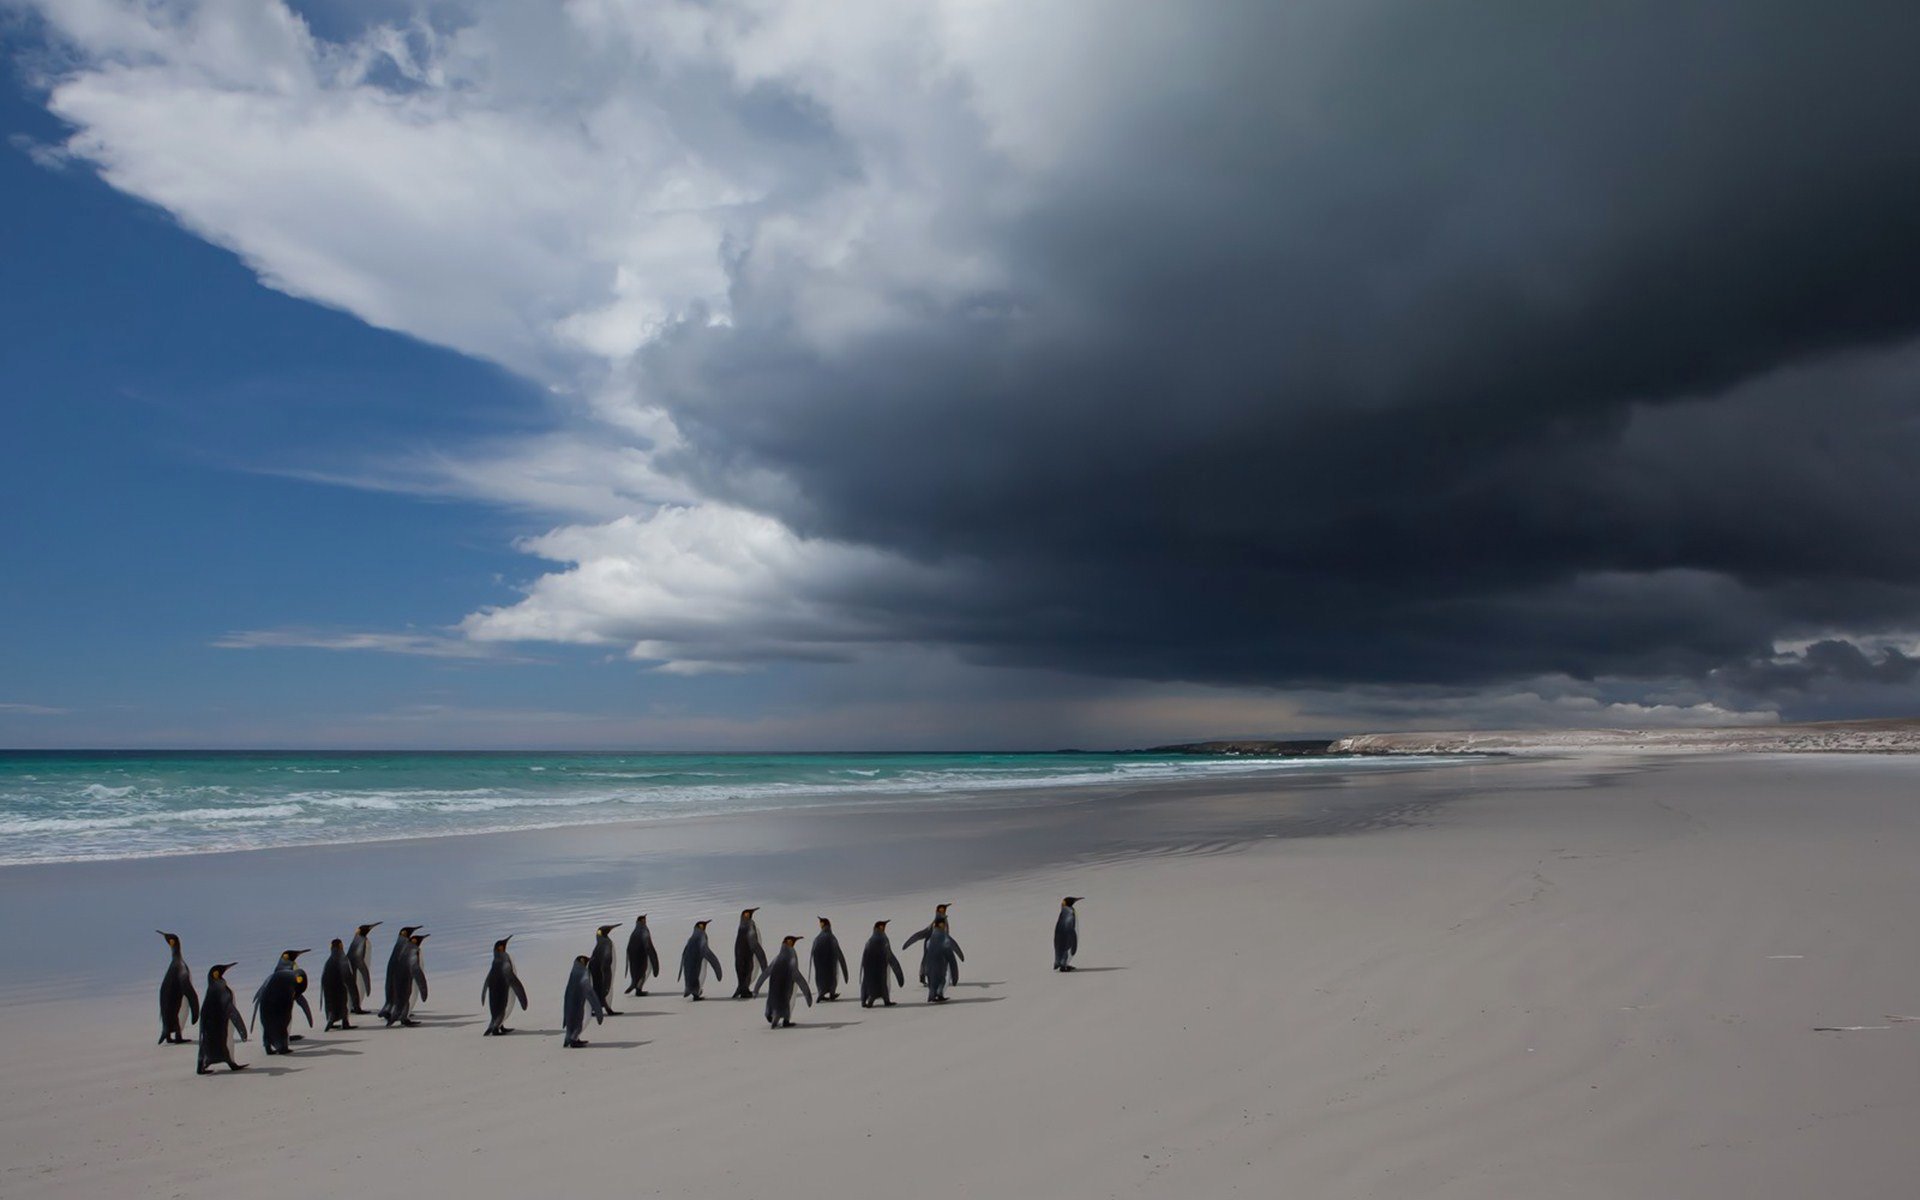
[6,752,1920,1197]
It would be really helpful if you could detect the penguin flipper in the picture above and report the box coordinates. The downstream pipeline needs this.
[511,973,529,1011]
[186,981,201,1025]
[888,951,905,986]
[587,988,606,1021]
[798,974,814,1008]
[647,946,661,976]
[296,994,314,1027]
[949,937,965,961]
[901,927,929,950]
[230,1006,249,1041]
[704,948,724,980]
[414,966,429,1002]
[751,969,769,996]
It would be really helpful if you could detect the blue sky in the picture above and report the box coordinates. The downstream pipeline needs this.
[7,3,1911,747]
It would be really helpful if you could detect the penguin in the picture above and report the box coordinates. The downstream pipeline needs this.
[900,902,952,985]
[383,930,430,1026]
[624,914,660,996]
[922,918,964,1003]
[677,920,724,1000]
[562,954,606,1047]
[320,938,355,1031]
[196,962,248,1074]
[590,923,623,1015]
[1053,896,1082,971]
[481,935,529,1036]
[753,935,814,1029]
[378,925,421,1024]
[156,930,199,1045]
[346,921,380,1014]
[859,919,906,1008]
[251,950,314,1055]
[732,908,767,999]
[809,917,850,1001]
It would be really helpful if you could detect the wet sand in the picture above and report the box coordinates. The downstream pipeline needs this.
[3,754,1919,1197]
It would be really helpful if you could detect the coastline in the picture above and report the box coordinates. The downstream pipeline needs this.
[6,752,1920,1197]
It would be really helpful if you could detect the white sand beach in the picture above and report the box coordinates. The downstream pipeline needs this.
[4,753,1919,1198]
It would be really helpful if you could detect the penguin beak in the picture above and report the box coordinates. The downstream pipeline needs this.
[502,934,514,945]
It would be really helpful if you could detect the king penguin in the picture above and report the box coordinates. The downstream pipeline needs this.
[859,920,906,1008]
[731,908,767,999]
[900,902,952,985]
[378,925,421,1024]
[1053,896,1082,971]
[624,914,660,996]
[810,917,850,1001]
[196,962,248,1074]
[678,919,723,1000]
[589,923,623,1015]
[346,921,380,1014]
[320,938,355,1030]
[562,954,606,1047]
[922,918,964,1003]
[156,930,199,1045]
[754,935,814,1028]
[252,949,313,1055]
[383,930,429,1026]
[481,935,529,1036]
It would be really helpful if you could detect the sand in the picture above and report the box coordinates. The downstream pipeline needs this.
[4,753,1919,1198]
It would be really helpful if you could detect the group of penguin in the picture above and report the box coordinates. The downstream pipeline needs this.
[158,896,1084,1074]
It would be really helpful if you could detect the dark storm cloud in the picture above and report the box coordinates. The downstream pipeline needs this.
[635,1,1920,696]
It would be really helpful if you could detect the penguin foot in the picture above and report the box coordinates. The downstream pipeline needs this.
[289,1034,305,1042]
[229,1062,248,1071]
[350,1007,370,1015]
[401,1018,421,1027]
[196,1065,211,1075]
[497,1026,513,1035]
[884,999,896,1006]
[1060,965,1076,972]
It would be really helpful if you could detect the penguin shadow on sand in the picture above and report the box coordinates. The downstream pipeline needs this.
[1057,966,1127,973]
[516,1031,653,1049]
[780,1018,863,1030]
[397,1013,482,1030]
[919,994,1006,1006]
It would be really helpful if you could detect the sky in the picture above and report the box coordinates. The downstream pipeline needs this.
[4,1,1920,749]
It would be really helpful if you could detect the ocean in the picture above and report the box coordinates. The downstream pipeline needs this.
[0,749,1420,866]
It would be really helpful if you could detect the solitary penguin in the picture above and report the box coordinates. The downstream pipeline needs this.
[678,920,724,1000]
[753,935,814,1028]
[901,902,952,985]
[810,917,850,1001]
[320,938,355,1030]
[922,918,964,1003]
[1053,896,1082,971]
[732,908,767,999]
[252,950,313,1055]
[378,925,421,1025]
[589,923,623,1015]
[859,920,906,1008]
[346,921,380,1013]
[156,930,199,1045]
[562,954,606,1047]
[624,914,660,996]
[196,962,248,1074]
[481,935,529,1036]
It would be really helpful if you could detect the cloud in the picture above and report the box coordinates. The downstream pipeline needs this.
[0,702,71,715]
[22,0,1920,725]
[213,627,518,660]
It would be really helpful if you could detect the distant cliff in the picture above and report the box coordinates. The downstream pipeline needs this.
[1330,717,1920,756]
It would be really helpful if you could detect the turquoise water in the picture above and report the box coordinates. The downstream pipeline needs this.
[0,750,1405,866]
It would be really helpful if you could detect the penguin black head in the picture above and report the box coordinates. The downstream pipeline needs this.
[156,929,180,947]
[695,919,711,929]
[817,917,831,930]
[398,925,420,937]
[1063,896,1082,907]
[782,935,802,947]
[209,962,237,979]
[280,948,311,962]
[597,923,621,936]
[330,937,345,950]
[357,922,381,935]
[411,932,430,945]
[635,914,648,925]
[873,920,890,932]
[494,935,513,952]
[935,903,951,915]
[933,917,949,930]
[575,954,591,965]
[741,907,758,919]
